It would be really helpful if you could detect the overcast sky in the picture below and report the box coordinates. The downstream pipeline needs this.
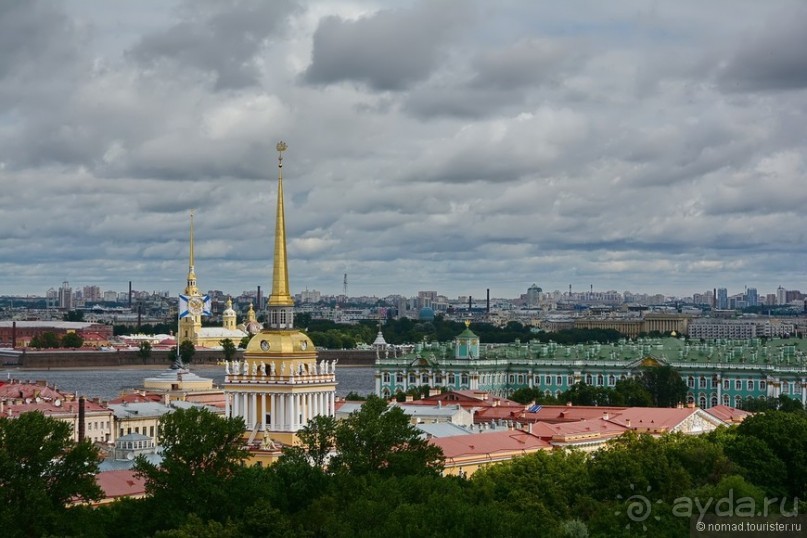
[1,1,806,300]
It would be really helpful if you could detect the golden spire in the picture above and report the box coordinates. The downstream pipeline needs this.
[269,141,293,307]
[185,209,198,295]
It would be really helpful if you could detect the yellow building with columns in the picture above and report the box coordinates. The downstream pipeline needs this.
[224,142,337,448]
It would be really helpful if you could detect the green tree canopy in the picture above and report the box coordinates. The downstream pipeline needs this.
[138,340,152,360]
[220,338,237,361]
[61,331,84,348]
[0,411,102,537]
[135,408,248,526]
[329,395,444,477]
[178,340,195,364]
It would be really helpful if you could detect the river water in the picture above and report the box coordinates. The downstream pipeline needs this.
[0,366,376,400]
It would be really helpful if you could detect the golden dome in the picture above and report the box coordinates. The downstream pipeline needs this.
[244,329,316,357]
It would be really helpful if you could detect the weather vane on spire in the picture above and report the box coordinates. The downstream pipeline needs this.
[276,141,287,168]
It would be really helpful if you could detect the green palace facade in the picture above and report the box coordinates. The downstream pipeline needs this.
[374,325,807,408]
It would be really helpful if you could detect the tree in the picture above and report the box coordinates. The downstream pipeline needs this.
[221,338,237,361]
[639,365,688,407]
[30,331,61,349]
[0,411,102,537]
[612,377,653,406]
[138,340,152,361]
[329,395,444,477]
[295,415,337,468]
[134,408,248,525]
[239,336,251,349]
[178,340,195,364]
[63,310,85,322]
[61,331,84,348]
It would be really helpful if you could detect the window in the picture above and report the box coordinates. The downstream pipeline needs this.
[710,396,718,408]
[556,375,563,385]
[722,394,729,405]
[688,376,695,388]
[545,375,552,385]
[508,374,515,384]
[699,377,707,388]
[597,374,604,386]
[608,375,616,387]
[534,375,542,385]
[760,380,767,390]
[735,380,741,390]
[699,395,706,408]
[409,373,416,384]
[435,374,443,384]
[568,375,575,385]
[783,382,789,394]
[585,374,592,385]
[383,373,390,383]
[421,373,429,384]
[735,396,742,407]
[448,373,455,385]
[396,373,403,383]
[747,380,753,390]
[461,374,469,385]
[723,379,729,390]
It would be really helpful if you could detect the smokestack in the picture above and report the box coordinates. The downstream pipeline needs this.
[486,288,490,314]
[257,285,261,310]
[713,288,716,309]
[78,397,86,442]
[11,321,16,349]
[129,281,132,308]
[468,295,472,311]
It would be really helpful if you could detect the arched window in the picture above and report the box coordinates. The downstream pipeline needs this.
[698,395,707,408]
[585,374,592,385]
[722,394,729,405]
[688,376,695,388]
[710,395,718,408]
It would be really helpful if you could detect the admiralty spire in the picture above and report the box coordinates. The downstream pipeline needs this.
[224,141,337,455]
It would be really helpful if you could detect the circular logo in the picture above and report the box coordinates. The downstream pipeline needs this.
[188,297,204,315]
[260,340,270,351]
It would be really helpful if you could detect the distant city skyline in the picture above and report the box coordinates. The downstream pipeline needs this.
[2,2,805,301]
[8,278,804,304]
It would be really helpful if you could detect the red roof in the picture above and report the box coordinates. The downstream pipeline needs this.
[703,405,751,424]
[95,470,146,501]
[431,429,550,460]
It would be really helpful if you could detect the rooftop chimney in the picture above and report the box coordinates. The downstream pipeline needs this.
[78,397,86,442]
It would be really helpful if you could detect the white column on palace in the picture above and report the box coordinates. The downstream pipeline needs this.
[251,393,257,428]
[225,392,231,418]
[233,391,240,418]
[260,394,266,430]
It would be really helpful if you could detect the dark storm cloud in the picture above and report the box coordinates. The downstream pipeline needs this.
[302,0,472,91]
[129,0,299,90]
[0,1,84,95]
[718,5,807,92]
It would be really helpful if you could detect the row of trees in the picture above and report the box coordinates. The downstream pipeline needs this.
[28,331,84,349]
[2,403,805,537]
[510,365,689,407]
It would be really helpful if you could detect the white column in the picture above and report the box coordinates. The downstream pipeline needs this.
[289,394,296,430]
[251,393,257,428]
[233,391,240,418]
[328,391,335,416]
[225,392,230,418]
[260,393,266,430]
[278,394,289,430]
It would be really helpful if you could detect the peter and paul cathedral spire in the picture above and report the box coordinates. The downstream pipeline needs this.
[185,210,199,296]
[267,141,294,330]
